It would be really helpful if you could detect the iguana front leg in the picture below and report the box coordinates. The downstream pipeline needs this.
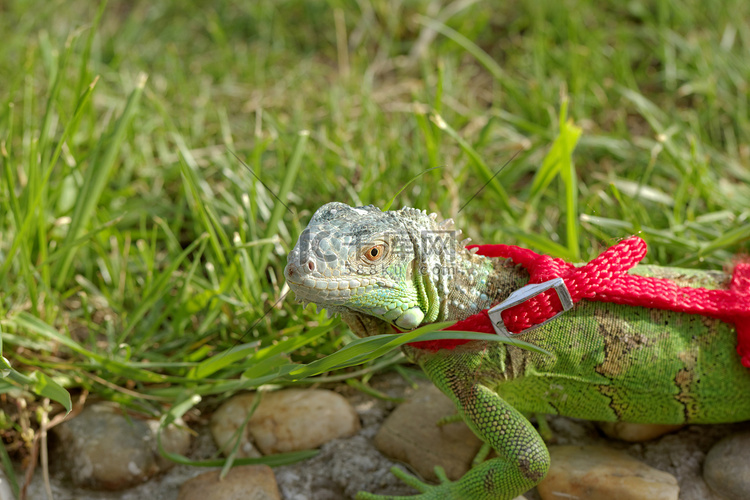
[359,346,549,500]
[421,347,549,499]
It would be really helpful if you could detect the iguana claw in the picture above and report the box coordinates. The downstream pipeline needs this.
[355,466,455,500]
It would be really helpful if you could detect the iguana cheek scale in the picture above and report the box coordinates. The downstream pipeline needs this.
[285,202,750,500]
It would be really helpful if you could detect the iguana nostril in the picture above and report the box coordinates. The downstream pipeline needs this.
[285,263,296,279]
[307,260,315,272]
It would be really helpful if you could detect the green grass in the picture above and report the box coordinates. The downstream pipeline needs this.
[1,0,750,490]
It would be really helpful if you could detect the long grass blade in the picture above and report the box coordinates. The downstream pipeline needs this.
[257,130,309,272]
[53,73,148,288]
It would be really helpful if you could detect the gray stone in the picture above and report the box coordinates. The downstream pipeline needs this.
[177,465,280,500]
[703,431,750,500]
[0,467,14,500]
[628,426,730,500]
[211,389,360,456]
[51,403,192,490]
[598,421,684,442]
[276,433,414,499]
[538,445,679,500]
[373,384,483,483]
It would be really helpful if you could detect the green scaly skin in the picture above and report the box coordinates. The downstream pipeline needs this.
[285,202,750,500]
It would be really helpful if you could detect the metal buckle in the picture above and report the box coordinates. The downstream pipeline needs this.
[488,278,574,336]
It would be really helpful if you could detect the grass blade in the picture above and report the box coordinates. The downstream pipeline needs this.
[118,233,209,341]
[286,322,549,379]
[383,166,441,211]
[257,130,309,272]
[416,15,524,104]
[53,73,148,288]
[431,112,514,216]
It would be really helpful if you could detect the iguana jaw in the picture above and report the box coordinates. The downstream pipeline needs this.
[284,272,396,306]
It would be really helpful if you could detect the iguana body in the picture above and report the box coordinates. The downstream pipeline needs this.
[285,202,750,499]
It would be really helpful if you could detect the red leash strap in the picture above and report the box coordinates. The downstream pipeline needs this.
[729,264,750,367]
[413,236,750,368]
[471,237,645,333]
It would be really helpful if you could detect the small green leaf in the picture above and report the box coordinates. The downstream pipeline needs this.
[27,372,72,413]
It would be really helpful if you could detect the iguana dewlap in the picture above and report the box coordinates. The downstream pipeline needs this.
[285,202,750,500]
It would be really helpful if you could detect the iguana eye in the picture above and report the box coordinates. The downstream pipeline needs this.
[364,244,385,261]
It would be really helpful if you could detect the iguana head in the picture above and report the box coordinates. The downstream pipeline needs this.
[285,202,460,330]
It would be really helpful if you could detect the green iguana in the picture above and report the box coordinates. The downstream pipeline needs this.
[284,202,750,500]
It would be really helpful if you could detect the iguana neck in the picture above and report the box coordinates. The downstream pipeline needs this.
[346,253,531,337]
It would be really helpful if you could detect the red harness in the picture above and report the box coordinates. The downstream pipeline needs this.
[409,236,750,368]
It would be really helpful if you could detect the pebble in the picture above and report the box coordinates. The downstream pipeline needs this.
[373,384,483,482]
[275,433,411,499]
[211,389,360,456]
[598,422,684,442]
[51,403,191,490]
[703,431,750,500]
[538,445,679,500]
[0,467,14,500]
[176,465,280,500]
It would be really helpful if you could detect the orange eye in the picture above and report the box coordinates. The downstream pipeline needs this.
[365,244,385,261]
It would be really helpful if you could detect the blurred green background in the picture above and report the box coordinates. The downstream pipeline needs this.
[1,0,749,484]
